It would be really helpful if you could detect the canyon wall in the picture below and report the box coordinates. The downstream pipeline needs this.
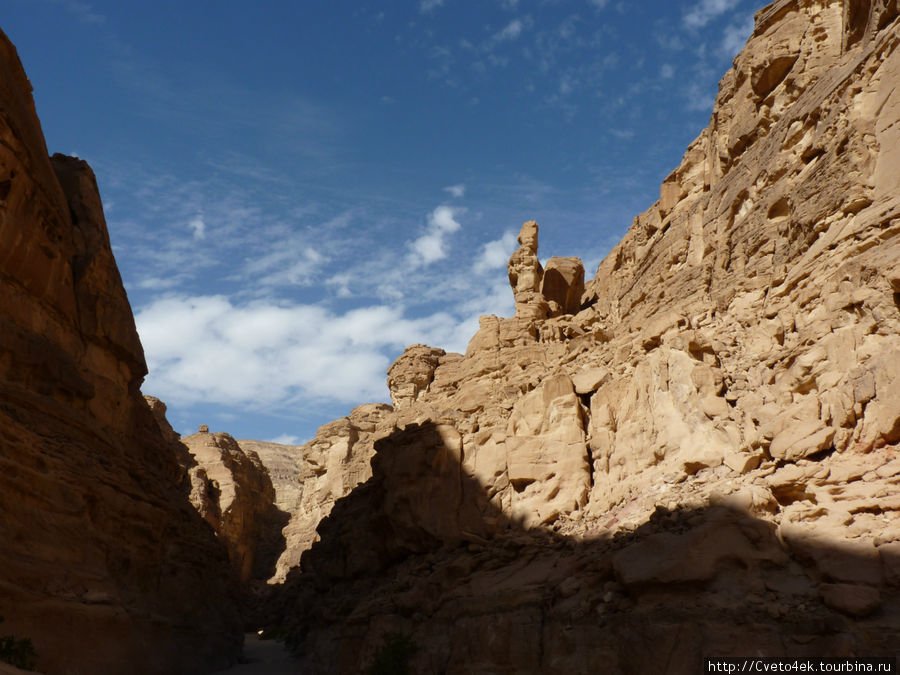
[0,29,242,674]
[3,0,898,671]
[268,1,900,671]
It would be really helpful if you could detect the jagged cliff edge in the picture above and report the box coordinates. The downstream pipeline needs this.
[249,1,900,672]
[0,0,899,673]
[0,28,243,675]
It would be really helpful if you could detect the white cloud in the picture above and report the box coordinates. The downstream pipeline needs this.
[407,205,463,267]
[136,295,467,409]
[443,183,466,198]
[660,63,675,79]
[589,0,609,9]
[474,230,517,274]
[326,272,353,298]
[683,0,741,29]
[189,216,206,240]
[720,15,754,57]
[268,434,301,445]
[494,18,525,42]
[420,0,444,13]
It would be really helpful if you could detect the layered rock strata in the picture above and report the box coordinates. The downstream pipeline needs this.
[271,1,900,671]
[0,29,241,674]
[236,439,306,516]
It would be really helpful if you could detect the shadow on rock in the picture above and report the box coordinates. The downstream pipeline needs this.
[268,422,898,674]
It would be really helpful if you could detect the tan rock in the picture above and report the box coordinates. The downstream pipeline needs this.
[144,396,181,444]
[541,256,585,317]
[260,1,900,667]
[507,221,547,320]
[779,522,883,585]
[505,375,591,527]
[613,509,786,586]
[0,28,240,673]
[879,541,900,586]
[571,366,611,395]
[723,449,763,475]
[819,583,881,617]
[237,438,305,513]
[271,403,395,581]
[181,432,286,583]
[387,344,446,408]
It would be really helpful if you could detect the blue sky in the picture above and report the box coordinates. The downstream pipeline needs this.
[5,0,757,444]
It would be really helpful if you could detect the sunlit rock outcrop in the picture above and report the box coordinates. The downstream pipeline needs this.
[264,2,900,671]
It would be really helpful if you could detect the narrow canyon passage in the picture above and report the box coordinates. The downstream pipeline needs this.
[214,634,298,675]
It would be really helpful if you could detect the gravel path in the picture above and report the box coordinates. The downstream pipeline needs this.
[214,634,299,674]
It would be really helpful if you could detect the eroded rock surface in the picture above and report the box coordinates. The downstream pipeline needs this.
[180,430,288,584]
[0,28,241,674]
[272,403,396,581]
[237,439,306,514]
[507,220,549,320]
[268,2,900,671]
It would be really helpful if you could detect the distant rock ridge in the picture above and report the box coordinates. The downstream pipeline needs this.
[180,429,288,584]
[0,28,241,675]
[248,1,900,671]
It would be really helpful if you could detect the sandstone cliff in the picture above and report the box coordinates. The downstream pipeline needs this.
[0,29,241,674]
[264,1,900,671]
[180,429,288,584]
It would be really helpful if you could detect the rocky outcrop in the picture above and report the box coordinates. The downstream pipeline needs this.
[507,220,548,320]
[236,439,306,514]
[271,403,395,581]
[271,1,900,671]
[386,346,445,409]
[0,28,240,674]
[180,430,288,584]
[542,256,585,317]
[507,221,586,320]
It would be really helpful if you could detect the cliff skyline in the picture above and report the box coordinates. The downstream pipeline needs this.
[4,0,758,443]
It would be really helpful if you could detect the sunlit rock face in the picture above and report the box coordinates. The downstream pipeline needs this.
[263,1,900,671]
[0,28,241,675]
[179,430,288,584]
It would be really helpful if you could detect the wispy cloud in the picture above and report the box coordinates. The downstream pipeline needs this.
[107,51,343,167]
[683,0,741,30]
[189,216,206,240]
[407,205,464,267]
[242,243,326,288]
[685,76,717,112]
[720,15,754,58]
[443,183,466,198]
[494,18,525,42]
[53,0,105,25]
[609,128,635,140]
[420,0,444,13]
